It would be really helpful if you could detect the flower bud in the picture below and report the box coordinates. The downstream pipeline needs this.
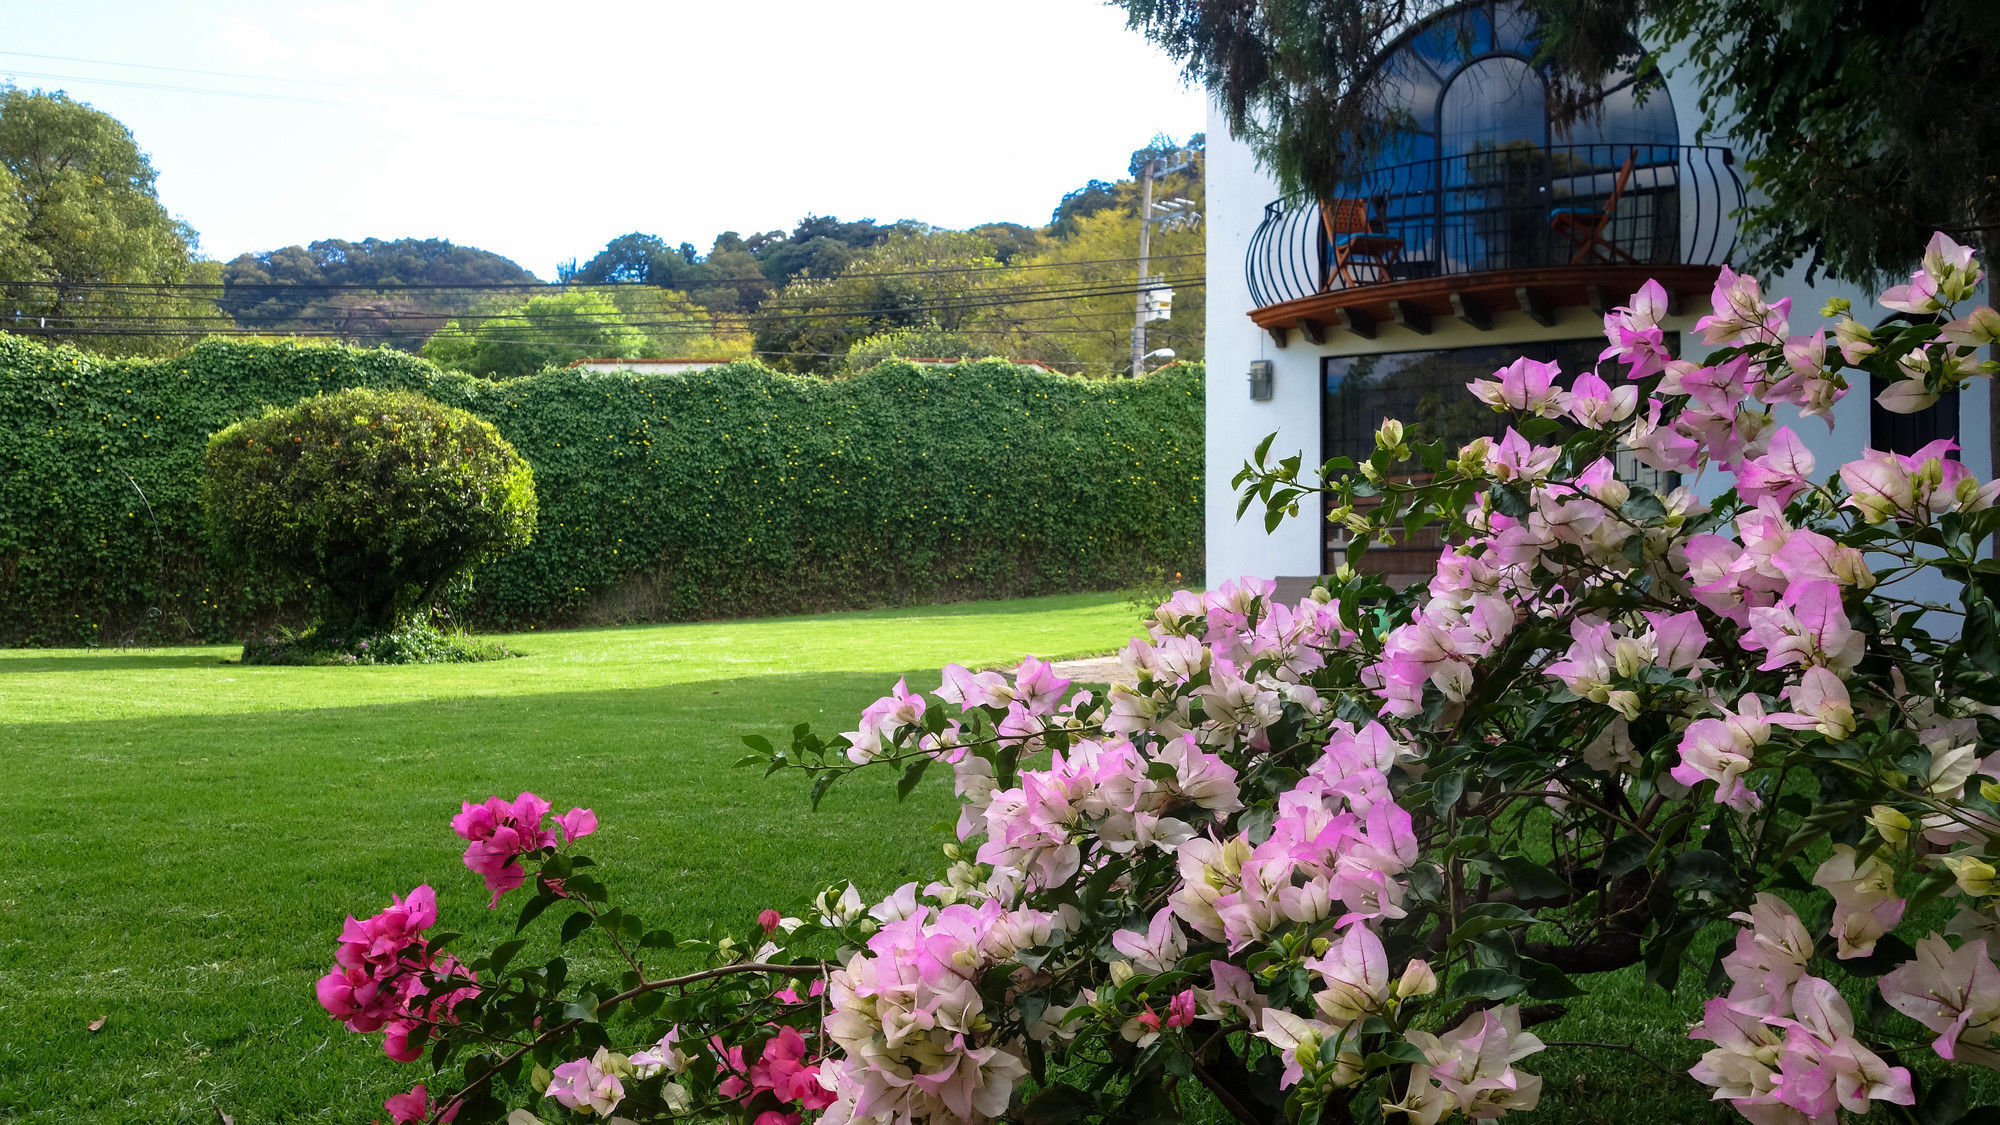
[1985,780,2000,805]
[1376,419,1405,450]
[1393,959,1438,999]
[1834,319,1877,364]
[1941,853,1999,898]
[1311,937,1332,956]
[1866,806,1909,845]
[1109,960,1136,986]
[1820,297,1851,317]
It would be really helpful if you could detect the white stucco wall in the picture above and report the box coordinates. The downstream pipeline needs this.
[1203,59,1992,592]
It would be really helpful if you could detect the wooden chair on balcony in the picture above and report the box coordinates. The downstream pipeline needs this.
[1320,197,1404,289]
[1549,148,1640,265]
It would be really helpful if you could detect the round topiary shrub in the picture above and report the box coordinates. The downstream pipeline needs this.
[202,387,536,661]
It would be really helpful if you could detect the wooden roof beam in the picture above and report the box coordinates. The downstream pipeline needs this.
[1450,292,1492,331]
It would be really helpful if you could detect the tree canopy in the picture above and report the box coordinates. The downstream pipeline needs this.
[1529,0,2000,286]
[0,87,215,355]
[220,236,539,349]
[421,288,742,379]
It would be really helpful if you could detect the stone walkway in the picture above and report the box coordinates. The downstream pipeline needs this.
[1047,654,1133,686]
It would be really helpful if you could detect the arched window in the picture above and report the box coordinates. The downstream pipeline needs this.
[1438,55,1546,159]
[1331,0,1685,278]
[1371,1,1673,148]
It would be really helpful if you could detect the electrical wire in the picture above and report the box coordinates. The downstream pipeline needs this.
[11,274,1206,336]
[0,251,1204,293]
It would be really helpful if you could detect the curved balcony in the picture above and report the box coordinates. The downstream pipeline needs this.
[1244,143,1744,342]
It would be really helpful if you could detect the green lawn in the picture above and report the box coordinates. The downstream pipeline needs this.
[0,594,1138,1124]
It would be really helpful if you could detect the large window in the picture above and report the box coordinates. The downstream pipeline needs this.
[1319,337,1674,577]
[1869,375,1961,456]
[1322,340,1609,468]
[1869,314,1962,457]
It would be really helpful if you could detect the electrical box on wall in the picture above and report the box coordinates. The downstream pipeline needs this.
[1248,360,1274,401]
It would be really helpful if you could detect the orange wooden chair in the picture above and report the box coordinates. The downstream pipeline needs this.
[1320,197,1404,289]
[1549,149,1640,265]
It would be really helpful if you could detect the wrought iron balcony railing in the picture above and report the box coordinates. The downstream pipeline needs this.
[1245,142,1744,311]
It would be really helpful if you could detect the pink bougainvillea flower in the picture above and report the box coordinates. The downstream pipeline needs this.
[1306,922,1391,1023]
[1404,1005,1546,1118]
[384,1084,458,1124]
[1734,427,1816,508]
[1811,845,1904,959]
[758,908,782,934]
[548,1053,626,1117]
[1879,935,2000,1067]
[451,794,554,907]
[1110,908,1186,974]
[1468,356,1568,417]
[556,807,597,844]
[1720,893,1813,1012]
[1672,703,1769,813]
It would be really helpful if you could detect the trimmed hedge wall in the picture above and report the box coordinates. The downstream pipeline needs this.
[0,335,1202,645]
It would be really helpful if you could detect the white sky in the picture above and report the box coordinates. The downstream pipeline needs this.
[0,0,1209,279]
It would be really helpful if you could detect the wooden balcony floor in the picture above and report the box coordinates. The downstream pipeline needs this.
[1248,263,1721,345]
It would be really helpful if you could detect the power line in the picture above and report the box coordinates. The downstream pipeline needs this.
[0,251,1204,293]
[11,273,1207,333]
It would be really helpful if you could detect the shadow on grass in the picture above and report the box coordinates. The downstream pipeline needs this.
[0,652,231,674]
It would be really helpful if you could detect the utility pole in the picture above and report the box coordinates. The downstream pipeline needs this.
[1130,150,1198,376]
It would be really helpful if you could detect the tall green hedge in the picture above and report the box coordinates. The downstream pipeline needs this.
[0,335,1202,645]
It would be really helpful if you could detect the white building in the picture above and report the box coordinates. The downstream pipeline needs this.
[1203,0,1991,588]
[565,357,736,375]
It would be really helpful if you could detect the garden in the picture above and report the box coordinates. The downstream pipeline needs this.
[0,594,1139,1122]
[10,240,2000,1125]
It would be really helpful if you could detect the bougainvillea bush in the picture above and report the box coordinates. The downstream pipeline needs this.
[320,234,2000,1125]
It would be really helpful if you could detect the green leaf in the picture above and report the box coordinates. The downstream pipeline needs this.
[559,910,592,944]
[1917,1074,1968,1125]
[561,993,600,1024]
[1451,968,1529,1001]
[1666,849,1741,895]
[1491,482,1531,519]
[897,756,931,801]
[1495,857,1570,904]
[1348,1081,1386,1125]
[488,938,527,976]
[1019,1084,1099,1125]
[809,771,839,811]
[1448,907,1533,947]
[516,894,555,933]
[639,928,677,949]
[1364,1040,1429,1067]
[1619,487,1668,523]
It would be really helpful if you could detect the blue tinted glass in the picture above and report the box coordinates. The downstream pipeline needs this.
[1439,56,1546,156]
[1375,2,1675,148]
